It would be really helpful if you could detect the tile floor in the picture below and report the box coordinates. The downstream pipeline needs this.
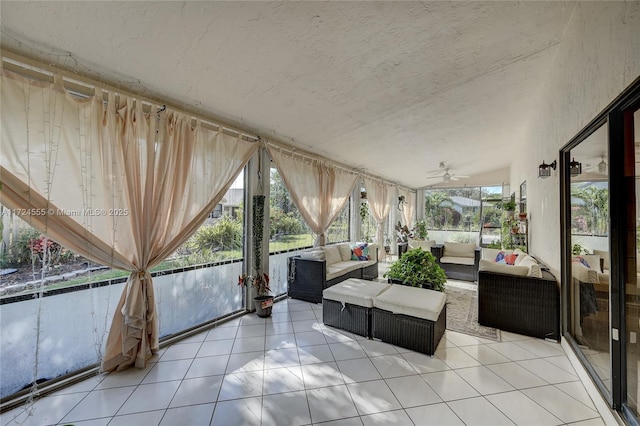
[1,298,611,426]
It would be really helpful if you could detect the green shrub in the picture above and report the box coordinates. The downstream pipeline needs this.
[270,209,304,237]
[6,228,40,267]
[383,248,447,292]
[188,215,242,252]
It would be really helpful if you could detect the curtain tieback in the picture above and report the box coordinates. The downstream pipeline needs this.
[137,270,149,281]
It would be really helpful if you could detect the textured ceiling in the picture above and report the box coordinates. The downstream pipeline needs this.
[0,1,575,189]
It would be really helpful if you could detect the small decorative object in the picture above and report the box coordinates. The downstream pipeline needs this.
[238,195,273,317]
[383,248,446,292]
[360,190,367,199]
[397,195,406,211]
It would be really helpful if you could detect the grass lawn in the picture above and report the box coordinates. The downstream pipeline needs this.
[269,233,314,253]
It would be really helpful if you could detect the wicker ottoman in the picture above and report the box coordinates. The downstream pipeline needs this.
[372,285,446,355]
[322,278,392,338]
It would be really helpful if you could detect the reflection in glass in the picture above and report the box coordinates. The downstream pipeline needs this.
[629,108,640,413]
[569,124,611,394]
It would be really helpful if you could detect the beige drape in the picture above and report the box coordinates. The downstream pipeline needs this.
[267,146,357,246]
[399,187,416,228]
[0,70,257,371]
[364,178,395,260]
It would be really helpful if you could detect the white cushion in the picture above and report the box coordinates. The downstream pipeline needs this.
[440,256,475,266]
[443,242,476,258]
[518,256,542,278]
[580,255,602,273]
[373,285,446,322]
[408,239,435,251]
[299,250,325,261]
[326,261,362,280]
[478,259,529,276]
[323,245,342,265]
[482,248,512,261]
[513,248,527,265]
[323,279,391,307]
[571,261,598,283]
[337,243,353,262]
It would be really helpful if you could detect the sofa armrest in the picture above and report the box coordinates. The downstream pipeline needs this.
[474,247,481,280]
[288,256,327,303]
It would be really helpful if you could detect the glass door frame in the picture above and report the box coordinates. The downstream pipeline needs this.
[560,76,640,423]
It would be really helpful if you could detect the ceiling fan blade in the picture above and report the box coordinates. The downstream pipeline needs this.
[424,175,444,180]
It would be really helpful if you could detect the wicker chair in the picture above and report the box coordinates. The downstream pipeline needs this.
[477,269,560,341]
[431,243,481,282]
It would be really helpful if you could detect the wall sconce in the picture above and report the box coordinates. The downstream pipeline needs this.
[569,158,582,176]
[538,160,556,178]
[398,195,406,211]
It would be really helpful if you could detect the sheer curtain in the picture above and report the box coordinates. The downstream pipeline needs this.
[267,146,357,246]
[364,177,395,260]
[0,70,257,371]
[399,187,416,228]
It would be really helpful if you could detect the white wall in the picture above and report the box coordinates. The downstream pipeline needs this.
[511,1,640,273]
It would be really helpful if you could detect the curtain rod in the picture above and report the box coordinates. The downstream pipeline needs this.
[1,50,260,142]
[2,48,412,191]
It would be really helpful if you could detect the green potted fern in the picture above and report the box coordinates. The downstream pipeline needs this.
[383,248,447,292]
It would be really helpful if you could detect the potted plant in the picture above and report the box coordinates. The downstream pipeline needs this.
[238,195,273,317]
[412,219,429,240]
[383,248,447,292]
[501,200,517,218]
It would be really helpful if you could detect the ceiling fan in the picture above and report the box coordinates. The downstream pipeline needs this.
[425,162,469,182]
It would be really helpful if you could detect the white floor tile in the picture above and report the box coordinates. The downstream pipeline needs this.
[266,312,291,323]
[486,362,548,389]
[361,409,414,425]
[521,385,601,423]
[301,361,345,388]
[263,366,305,395]
[264,347,300,369]
[455,366,515,395]
[206,326,239,341]
[265,321,295,335]
[435,346,482,369]
[141,359,192,384]
[292,319,323,333]
[211,396,262,426]
[298,344,336,364]
[358,339,399,357]
[401,351,450,373]
[568,418,607,426]
[51,374,103,394]
[447,396,515,425]
[218,371,264,401]
[315,417,363,426]
[236,323,267,338]
[329,341,367,361]
[160,403,215,426]
[226,351,265,373]
[198,339,235,357]
[337,358,382,383]
[117,381,181,415]
[445,331,488,346]
[95,367,149,389]
[169,375,223,407]
[290,309,318,321]
[385,375,441,407]
[65,418,111,426]
[160,342,203,361]
[322,327,358,344]
[240,314,268,326]
[109,409,165,426]
[486,390,562,426]
[405,403,465,426]
[347,379,402,415]
[554,380,597,409]
[186,354,230,378]
[306,385,359,423]
[369,354,417,378]
[262,390,311,426]
[516,358,578,384]
[7,393,87,426]
[459,344,511,365]
[486,342,539,361]
[232,336,266,353]
[61,387,135,422]
[265,333,297,350]
[421,370,480,401]
[177,332,207,344]
[295,330,328,346]
[512,339,564,358]
[545,355,579,375]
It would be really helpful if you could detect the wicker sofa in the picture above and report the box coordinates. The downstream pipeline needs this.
[431,242,481,282]
[477,248,560,341]
[287,243,379,303]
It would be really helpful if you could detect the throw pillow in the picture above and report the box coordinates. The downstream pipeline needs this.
[351,243,370,261]
[505,253,519,265]
[495,251,506,263]
[574,256,590,269]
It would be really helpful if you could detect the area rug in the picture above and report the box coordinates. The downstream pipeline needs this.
[445,280,501,341]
